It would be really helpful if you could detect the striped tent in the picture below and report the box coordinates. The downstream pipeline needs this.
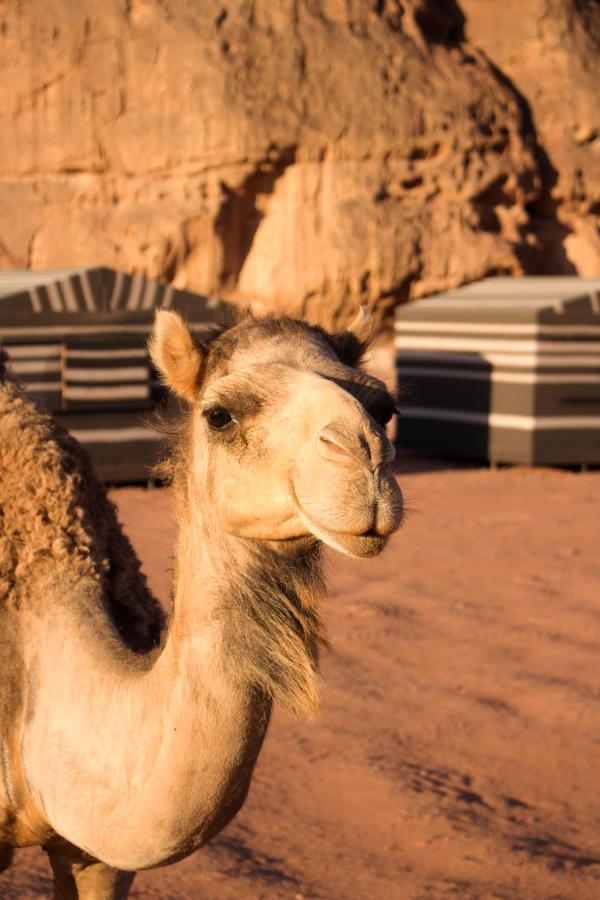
[395,277,600,466]
[0,268,231,482]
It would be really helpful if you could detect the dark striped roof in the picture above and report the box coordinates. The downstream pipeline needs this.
[0,267,226,318]
[0,268,232,482]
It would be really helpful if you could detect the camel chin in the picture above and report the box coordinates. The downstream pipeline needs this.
[294,507,393,559]
[319,528,390,559]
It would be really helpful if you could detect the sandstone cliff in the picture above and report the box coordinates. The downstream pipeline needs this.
[0,0,598,327]
[462,0,600,278]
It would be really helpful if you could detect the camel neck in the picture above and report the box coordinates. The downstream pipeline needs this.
[22,483,327,869]
[21,505,272,868]
[163,488,327,718]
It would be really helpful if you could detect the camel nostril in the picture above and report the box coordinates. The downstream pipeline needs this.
[316,422,393,472]
[317,423,384,471]
[317,426,355,462]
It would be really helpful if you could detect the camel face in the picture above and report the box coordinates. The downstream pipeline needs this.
[152,312,403,558]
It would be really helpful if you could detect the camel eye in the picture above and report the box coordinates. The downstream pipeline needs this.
[205,406,233,430]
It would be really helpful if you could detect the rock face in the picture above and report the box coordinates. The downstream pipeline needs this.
[0,0,598,327]
[462,0,600,278]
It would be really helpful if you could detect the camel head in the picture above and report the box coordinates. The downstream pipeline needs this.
[150,309,402,558]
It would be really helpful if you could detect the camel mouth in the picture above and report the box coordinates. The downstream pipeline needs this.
[293,503,390,558]
[329,530,389,558]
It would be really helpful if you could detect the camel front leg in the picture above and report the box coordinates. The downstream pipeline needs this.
[47,846,135,900]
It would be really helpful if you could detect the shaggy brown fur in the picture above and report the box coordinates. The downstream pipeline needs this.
[0,379,163,651]
[220,542,327,718]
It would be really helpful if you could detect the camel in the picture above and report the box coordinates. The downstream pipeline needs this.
[0,308,402,898]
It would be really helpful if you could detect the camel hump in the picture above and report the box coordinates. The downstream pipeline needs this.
[0,381,164,651]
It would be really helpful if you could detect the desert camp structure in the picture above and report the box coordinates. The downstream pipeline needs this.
[0,267,230,482]
[4,270,599,477]
[395,277,600,467]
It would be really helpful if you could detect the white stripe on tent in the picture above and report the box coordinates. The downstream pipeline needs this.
[397,365,600,385]
[141,278,156,309]
[70,427,160,443]
[401,406,600,430]
[444,277,600,294]
[59,277,79,312]
[395,336,600,353]
[396,350,600,369]
[64,384,149,400]
[80,271,96,311]
[4,344,61,358]
[56,281,79,312]
[109,270,125,310]
[126,273,144,310]
[395,321,600,337]
[11,360,61,375]
[46,282,63,312]
[68,347,147,360]
[22,381,61,392]
[407,298,566,310]
[0,269,89,296]
[28,288,42,313]
[1,323,213,337]
[65,366,148,382]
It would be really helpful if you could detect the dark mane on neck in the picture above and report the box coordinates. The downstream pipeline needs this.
[219,541,328,718]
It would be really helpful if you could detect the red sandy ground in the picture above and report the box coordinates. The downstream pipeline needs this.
[2,464,599,899]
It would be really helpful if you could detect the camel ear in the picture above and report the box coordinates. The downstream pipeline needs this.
[347,305,375,345]
[149,311,204,402]
[330,305,375,368]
